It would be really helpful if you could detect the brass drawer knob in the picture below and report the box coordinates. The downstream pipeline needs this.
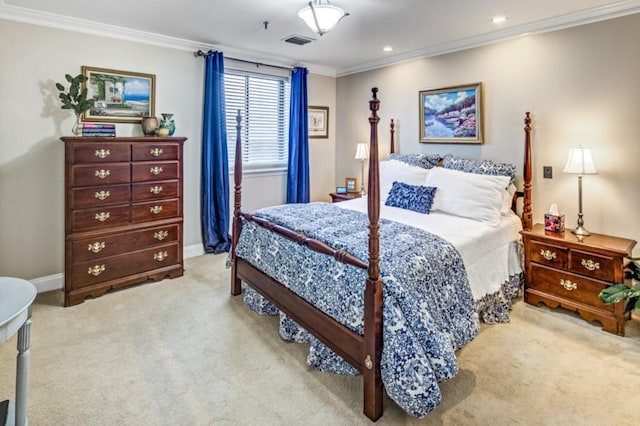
[154,251,168,262]
[560,279,577,291]
[95,169,110,179]
[88,264,106,276]
[150,148,163,157]
[95,149,110,158]
[150,166,163,175]
[154,230,169,241]
[88,241,106,253]
[150,205,163,215]
[95,212,110,222]
[540,249,556,260]
[150,186,163,195]
[94,190,110,200]
[581,259,600,271]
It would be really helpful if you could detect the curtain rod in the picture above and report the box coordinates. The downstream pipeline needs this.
[194,50,293,71]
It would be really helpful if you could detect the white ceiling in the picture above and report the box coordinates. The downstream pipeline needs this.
[2,0,640,75]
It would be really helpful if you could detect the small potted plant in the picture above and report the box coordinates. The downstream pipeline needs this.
[56,73,93,135]
[599,258,640,313]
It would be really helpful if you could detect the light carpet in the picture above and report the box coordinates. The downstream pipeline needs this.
[1,254,639,425]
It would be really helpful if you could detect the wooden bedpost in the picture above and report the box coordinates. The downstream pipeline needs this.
[231,110,243,296]
[389,119,395,154]
[522,112,533,231]
[363,88,383,421]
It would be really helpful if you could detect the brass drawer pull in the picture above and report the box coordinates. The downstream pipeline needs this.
[88,241,106,253]
[154,251,168,262]
[88,264,106,276]
[540,249,556,260]
[150,206,163,215]
[560,279,577,291]
[581,259,600,271]
[95,212,110,222]
[150,148,163,157]
[95,169,110,179]
[150,186,163,195]
[95,149,110,158]
[150,166,163,175]
[95,190,110,200]
[154,230,169,241]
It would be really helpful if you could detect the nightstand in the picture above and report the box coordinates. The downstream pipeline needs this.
[521,224,637,335]
[330,192,359,203]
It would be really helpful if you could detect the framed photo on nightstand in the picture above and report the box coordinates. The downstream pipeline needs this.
[345,176,358,193]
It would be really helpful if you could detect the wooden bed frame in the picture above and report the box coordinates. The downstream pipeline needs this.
[230,88,533,421]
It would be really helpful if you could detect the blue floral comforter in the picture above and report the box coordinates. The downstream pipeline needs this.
[234,202,479,417]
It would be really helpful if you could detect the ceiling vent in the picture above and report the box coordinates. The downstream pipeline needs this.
[283,35,315,46]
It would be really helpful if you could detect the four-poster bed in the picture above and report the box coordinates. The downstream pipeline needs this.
[229,88,533,420]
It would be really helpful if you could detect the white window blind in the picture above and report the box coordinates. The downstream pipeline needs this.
[225,70,290,170]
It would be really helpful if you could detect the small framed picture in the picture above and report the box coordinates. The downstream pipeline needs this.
[345,176,358,193]
[309,106,329,139]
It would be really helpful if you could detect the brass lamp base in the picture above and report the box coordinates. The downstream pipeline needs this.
[571,226,591,237]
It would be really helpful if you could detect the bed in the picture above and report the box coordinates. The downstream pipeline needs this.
[229,88,533,420]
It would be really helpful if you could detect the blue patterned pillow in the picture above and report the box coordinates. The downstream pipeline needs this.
[384,181,437,214]
[389,153,440,169]
[442,154,516,182]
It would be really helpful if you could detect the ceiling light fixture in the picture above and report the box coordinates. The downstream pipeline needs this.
[298,1,349,36]
[492,15,507,24]
[383,46,393,52]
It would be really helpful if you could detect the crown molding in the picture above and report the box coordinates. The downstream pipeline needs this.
[336,1,640,76]
[0,0,337,77]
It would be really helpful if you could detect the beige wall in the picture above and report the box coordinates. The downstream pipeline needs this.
[0,19,336,281]
[336,14,640,253]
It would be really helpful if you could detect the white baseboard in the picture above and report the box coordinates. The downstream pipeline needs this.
[30,243,206,294]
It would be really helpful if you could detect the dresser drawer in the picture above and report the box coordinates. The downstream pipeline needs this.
[71,243,179,289]
[569,249,616,282]
[72,163,130,187]
[72,224,180,261]
[71,143,130,163]
[132,199,179,223]
[132,161,179,182]
[529,263,615,312]
[132,144,179,161]
[132,180,179,201]
[72,205,130,231]
[72,184,130,209]
[530,240,568,270]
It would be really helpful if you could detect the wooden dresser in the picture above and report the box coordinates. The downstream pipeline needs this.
[61,136,187,306]
[521,224,636,335]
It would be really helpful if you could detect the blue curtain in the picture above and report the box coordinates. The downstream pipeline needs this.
[286,67,310,203]
[201,51,231,254]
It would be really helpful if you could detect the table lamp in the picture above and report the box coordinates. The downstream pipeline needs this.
[354,142,369,196]
[563,146,598,236]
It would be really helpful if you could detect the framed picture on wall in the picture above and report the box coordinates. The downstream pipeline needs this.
[345,176,358,193]
[418,82,483,144]
[82,66,156,123]
[309,106,329,138]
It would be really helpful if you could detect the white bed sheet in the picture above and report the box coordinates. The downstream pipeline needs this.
[337,197,523,300]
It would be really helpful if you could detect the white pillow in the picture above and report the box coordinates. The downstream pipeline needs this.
[425,167,510,226]
[379,160,429,202]
[501,183,517,215]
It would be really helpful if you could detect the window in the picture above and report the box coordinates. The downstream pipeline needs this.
[225,69,290,170]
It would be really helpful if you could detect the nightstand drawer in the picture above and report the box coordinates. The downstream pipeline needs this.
[569,249,616,282]
[530,241,568,270]
[529,264,614,312]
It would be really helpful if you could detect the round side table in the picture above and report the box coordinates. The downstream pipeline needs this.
[0,277,37,426]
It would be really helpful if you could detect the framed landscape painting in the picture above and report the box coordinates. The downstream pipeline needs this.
[82,66,156,123]
[419,82,483,144]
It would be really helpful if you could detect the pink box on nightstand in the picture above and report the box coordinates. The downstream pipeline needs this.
[544,214,565,233]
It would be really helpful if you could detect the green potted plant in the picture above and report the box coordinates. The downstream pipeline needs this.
[56,73,93,135]
[599,258,640,313]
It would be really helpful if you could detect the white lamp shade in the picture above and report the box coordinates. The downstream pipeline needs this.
[299,1,346,35]
[354,142,369,160]
[563,146,598,175]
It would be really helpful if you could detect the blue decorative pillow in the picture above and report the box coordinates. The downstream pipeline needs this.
[442,153,516,183]
[384,181,437,214]
[389,153,440,169]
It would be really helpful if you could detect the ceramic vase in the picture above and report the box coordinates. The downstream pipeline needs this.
[141,116,158,136]
[159,113,176,136]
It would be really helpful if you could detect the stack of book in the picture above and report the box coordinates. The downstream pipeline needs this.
[80,123,116,137]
